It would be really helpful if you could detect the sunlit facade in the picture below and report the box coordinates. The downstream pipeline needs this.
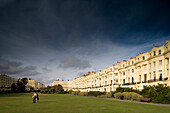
[53,40,170,92]
[52,80,72,91]
[26,80,45,91]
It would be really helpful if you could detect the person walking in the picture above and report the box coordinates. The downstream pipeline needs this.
[36,93,39,103]
[32,93,36,103]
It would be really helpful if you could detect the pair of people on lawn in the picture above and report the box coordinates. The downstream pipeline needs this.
[32,93,39,103]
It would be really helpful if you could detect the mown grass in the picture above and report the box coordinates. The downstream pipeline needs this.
[0,93,170,113]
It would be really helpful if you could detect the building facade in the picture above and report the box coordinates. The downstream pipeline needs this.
[26,80,45,91]
[52,80,72,91]
[53,40,170,92]
[0,74,17,91]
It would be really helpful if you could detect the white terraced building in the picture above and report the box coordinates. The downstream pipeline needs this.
[52,40,170,92]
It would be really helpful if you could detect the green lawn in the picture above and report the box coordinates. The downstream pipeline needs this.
[0,93,170,113]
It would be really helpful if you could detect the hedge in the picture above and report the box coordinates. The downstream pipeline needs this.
[114,92,143,101]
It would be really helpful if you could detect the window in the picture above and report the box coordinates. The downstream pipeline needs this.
[132,77,134,83]
[123,79,125,84]
[144,74,147,82]
[132,69,134,73]
[143,56,145,60]
[110,87,112,91]
[128,69,130,73]
[123,72,125,75]
[111,80,113,84]
[150,53,152,57]
[105,76,107,79]
[128,61,130,65]
[123,64,125,68]
[159,50,161,54]
[116,80,118,82]
[105,81,107,85]
[154,51,156,56]
[154,61,156,67]
[159,71,162,81]
[139,75,141,82]
[110,68,112,71]
[138,58,140,61]
[99,78,101,80]
[132,61,134,64]
[144,65,147,70]
[154,71,156,81]
[159,60,162,66]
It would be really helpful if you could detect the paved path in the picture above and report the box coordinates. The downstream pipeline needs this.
[75,95,170,107]
[93,96,170,107]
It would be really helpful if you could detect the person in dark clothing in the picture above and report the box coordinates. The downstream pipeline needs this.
[36,93,39,103]
[32,93,36,103]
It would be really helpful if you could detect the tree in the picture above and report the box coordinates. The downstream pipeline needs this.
[53,84,64,94]
[16,78,28,92]
[11,83,17,93]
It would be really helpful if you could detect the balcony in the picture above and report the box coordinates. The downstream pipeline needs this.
[122,82,136,85]
[141,77,168,83]
[113,83,119,85]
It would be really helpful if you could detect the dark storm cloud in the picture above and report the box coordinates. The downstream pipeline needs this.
[0,0,170,53]
[0,0,170,85]
[0,57,23,69]
[0,0,17,8]
[59,56,91,69]
[0,58,39,77]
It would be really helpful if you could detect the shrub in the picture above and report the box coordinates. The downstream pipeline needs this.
[124,88,132,92]
[78,92,88,96]
[114,92,122,99]
[116,87,124,93]
[122,92,132,100]
[73,91,80,95]
[71,92,74,95]
[100,92,106,95]
[106,92,113,98]
[100,95,107,98]
[67,89,73,94]
[88,91,101,96]
[131,92,143,101]
[111,91,118,98]
[116,87,141,94]
[141,84,170,103]
[167,92,170,101]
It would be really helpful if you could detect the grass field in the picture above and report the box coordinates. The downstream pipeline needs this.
[0,93,170,113]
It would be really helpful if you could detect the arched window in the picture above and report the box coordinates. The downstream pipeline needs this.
[143,56,145,60]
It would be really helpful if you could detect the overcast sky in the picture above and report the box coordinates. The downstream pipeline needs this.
[0,0,170,85]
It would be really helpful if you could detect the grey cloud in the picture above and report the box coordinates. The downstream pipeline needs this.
[0,58,39,77]
[48,58,56,62]
[0,58,23,69]
[59,56,91,69]
[77,72,87,76]
[42,67,52,73]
